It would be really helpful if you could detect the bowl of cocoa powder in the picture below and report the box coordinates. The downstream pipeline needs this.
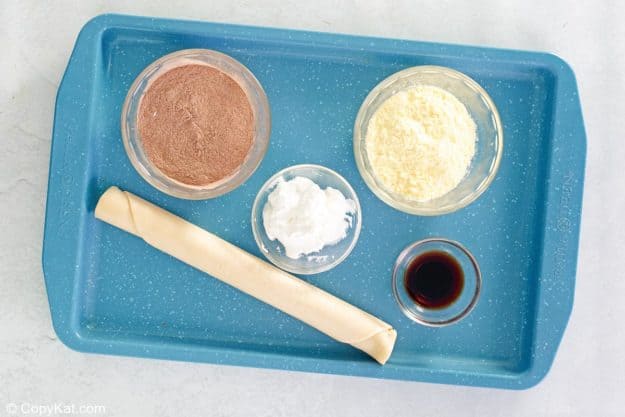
[121,49,270,199]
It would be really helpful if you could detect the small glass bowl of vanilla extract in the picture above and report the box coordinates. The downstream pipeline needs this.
[392,238,481,326]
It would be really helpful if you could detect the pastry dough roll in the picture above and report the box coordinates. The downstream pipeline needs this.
[95,187,396,364]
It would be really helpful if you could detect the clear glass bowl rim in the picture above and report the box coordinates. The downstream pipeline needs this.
[121,48,271,200]
[251,164,362,275]
[353,65,504,215]
[391,237,482,326]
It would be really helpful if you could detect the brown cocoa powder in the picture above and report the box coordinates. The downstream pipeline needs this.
[137,64,254,186]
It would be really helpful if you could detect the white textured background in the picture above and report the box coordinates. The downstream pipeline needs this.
[1,1,622,416]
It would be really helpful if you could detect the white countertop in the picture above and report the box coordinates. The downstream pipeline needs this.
[1,1,622,416]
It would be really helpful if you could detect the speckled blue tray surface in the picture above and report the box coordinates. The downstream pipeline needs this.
[43,14,586,389]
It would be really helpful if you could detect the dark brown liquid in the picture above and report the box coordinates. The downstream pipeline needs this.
[404,251,464,309]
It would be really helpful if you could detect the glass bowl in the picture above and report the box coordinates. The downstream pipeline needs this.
[121,49,271,200]
[251,164,362,275]
[392,238,481,326]
[354,65,503,215]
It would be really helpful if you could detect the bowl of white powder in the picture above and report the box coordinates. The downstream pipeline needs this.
[354,65,503,215]
[251,164,362,274]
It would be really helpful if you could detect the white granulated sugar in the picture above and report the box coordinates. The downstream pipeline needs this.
[365,85,477,201]
[262,176,356,259]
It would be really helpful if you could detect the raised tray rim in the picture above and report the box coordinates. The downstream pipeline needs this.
[42,13,586,389]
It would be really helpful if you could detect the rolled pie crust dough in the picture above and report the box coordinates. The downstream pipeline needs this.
[95,187,397,364]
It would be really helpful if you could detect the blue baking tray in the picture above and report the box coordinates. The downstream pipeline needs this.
[42,14,586,389]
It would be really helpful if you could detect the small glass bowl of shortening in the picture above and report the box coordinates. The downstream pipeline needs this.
[354,65,503,215]
[252,164,362,274]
